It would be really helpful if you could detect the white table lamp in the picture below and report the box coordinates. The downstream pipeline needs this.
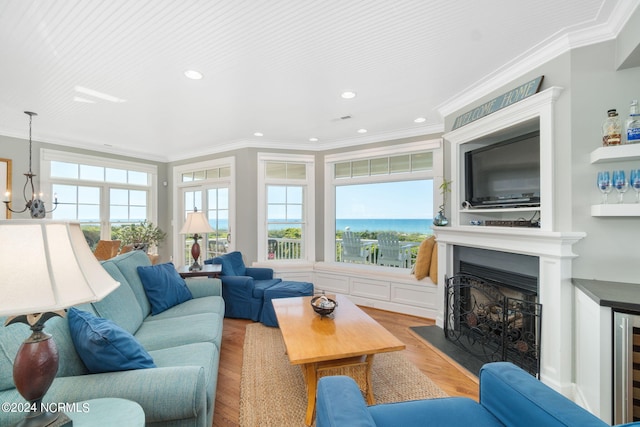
[179,208,214,271]
[0,220,120,427]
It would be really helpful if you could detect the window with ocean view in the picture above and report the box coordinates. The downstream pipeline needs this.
[257,153,315,262]
[42,149,157,249]
[335,180,433,268]
[325,140,441,270]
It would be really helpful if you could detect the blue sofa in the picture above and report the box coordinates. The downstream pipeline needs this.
[0,250,224,427]
[316,362,640,427]
[205,251,281,320]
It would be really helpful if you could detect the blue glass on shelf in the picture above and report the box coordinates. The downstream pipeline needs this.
[612,170,628,203]
[630,169,640,203]
[597,171,612,204]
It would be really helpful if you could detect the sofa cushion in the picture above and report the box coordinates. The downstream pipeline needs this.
[134,312,224,351]
[145,296,225,322]
[137,262,193,315]
[106,250,153,316]
[68,308,156,374]
[95,261,144,334]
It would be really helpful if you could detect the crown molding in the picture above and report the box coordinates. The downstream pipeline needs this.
[437,1,639,119]
[167,123,444,162]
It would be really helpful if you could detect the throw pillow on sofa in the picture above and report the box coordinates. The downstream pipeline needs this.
[68,307,156,373]
[137,262,193,315]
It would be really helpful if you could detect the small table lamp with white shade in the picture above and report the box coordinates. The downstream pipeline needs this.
[180,208,214,271]
[0,220,120,427]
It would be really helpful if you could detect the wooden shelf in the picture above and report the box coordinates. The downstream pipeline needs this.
[591,203,640,216]
[590,144,640,164]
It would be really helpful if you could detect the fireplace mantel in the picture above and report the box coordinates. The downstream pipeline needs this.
[434,226,585,397]
[434,227,585,258]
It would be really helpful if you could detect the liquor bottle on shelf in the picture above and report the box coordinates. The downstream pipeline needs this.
[602,109,622,146]
[626,100,640,144]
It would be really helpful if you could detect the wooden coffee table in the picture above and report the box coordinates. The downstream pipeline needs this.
[272,294,405,426]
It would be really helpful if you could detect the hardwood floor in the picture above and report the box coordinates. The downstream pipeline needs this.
[212,306,479,426]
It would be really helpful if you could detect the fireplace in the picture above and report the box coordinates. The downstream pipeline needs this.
[444,261,542,376]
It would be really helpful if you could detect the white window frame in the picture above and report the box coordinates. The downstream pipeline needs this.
[40,148,158,240]
[257,153,315,263]
[324,139,442,268]
[173,157,236,267]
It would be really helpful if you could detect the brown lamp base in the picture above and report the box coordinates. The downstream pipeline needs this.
[189,234,202,271]
[5,312,68,427]
[13,411,71,427]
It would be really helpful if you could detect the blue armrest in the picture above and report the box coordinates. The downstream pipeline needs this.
[480,362,608,427]
[219,275,254,288]
[245,267,274,280]
[316,376,376,427]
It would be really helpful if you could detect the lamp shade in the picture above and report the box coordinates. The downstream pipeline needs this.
[179,211,214,235]
[0,220,120,316]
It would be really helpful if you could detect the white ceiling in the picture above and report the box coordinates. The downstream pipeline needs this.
[0,1,636,162]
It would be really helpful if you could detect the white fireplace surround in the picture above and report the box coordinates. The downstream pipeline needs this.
[435,87,586,398]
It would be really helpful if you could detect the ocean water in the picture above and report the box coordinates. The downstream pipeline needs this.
[208,218,432,234]
[336,218,433,234]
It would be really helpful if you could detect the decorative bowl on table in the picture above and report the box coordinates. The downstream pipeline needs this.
[310,295,337,317]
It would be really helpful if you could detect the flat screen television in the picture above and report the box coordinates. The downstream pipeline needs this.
[464,131,540,208]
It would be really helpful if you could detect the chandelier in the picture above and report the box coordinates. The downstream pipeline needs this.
[3,111,58,218]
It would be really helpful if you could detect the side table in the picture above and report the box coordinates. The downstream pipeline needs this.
[65,398,144,426]
[177,263,222,278]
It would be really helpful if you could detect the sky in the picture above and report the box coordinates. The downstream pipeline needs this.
[335,180,433,219]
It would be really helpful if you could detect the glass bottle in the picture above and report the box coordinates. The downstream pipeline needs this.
[602,109,622,146]
[626,100,640,144]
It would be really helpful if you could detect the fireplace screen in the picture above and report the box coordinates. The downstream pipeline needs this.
[445,274,542,377]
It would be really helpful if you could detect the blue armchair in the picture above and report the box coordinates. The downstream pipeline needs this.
[316,362,640,427]
[205,251,281,320]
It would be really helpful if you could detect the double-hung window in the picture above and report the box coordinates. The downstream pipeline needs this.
[324,139,441,270]
[257,153,315,262]
[41,149,157,249]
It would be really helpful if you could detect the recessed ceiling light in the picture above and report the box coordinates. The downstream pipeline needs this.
[341,91,356,99]
[414,117,427,123]
[254,132,264,137]
[309,137,319,142]
[184,70,203,80]
[357,128,367,134]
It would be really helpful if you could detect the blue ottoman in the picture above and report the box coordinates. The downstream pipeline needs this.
[261,281,314,327]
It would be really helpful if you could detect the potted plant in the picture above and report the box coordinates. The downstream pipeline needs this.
[113,220,166,252]
[433,178,452,226]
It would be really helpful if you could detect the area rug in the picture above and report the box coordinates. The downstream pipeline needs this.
[239,323,448,427]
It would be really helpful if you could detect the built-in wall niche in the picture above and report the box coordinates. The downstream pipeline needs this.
[446,87,562,231]
[464,127,540,206]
